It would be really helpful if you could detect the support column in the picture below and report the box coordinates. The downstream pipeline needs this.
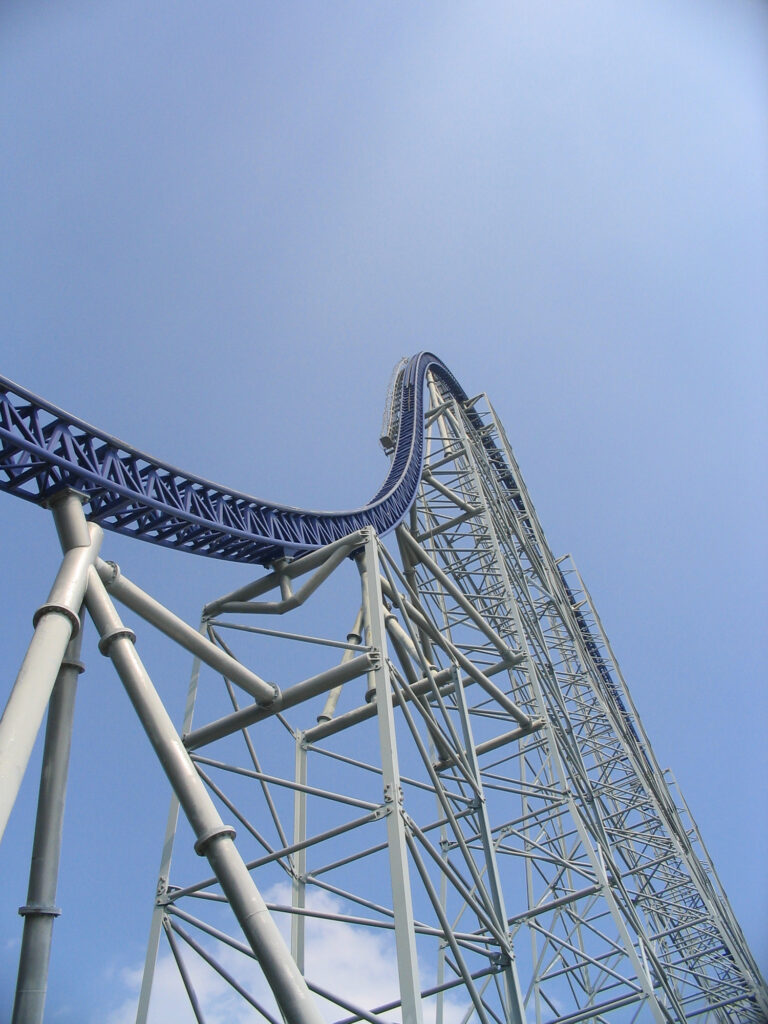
[450,666,527,1024]
[291,733,307,972]
[85,569,325,1024]
[356,529,424,1024]
[11,625,84,1024]
[136,640,204,1024]
[0,491,101,843]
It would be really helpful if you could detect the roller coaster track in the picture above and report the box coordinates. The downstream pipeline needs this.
[0,353,498,565]
[2,354,767,1024]
[0,352,635,731]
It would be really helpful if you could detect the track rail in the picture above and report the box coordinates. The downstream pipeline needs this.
[0,353,475,565]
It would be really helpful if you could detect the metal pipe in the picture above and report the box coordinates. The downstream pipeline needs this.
[396,525,521,661]
[291,736,307,972]
[84,569,325,1024]
[210,620,367,652]
[384,616,455,765]
[167,920,282,1024]
[203,531,367,617]
[166,810,381,903]
[317,608,364,723]
[404,832,491,1024]
[95,559,276,704]
[383,614,425,672]
[334,965,499,1024]
[11,626,84,1024]
[0,495,101,842]
[183,652,376,750]
[506,885,602,925]
[354,532,424,1024]
[304,660,511,743]
[395,521,435,664]
[421,470,479,513]
[379,577,533,728]
[414,508,480,543]
[214,540,353,616]
[434,721,544,770]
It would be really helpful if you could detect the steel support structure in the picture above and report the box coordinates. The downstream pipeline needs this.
[1,362,766,1024]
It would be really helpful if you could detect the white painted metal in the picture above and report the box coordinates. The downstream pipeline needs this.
[3,386,766,1024]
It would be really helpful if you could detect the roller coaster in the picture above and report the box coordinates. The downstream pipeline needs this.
[0,354,469,563]
[1,355,766,1024]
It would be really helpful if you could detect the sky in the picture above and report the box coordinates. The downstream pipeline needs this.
[0,1,766,1020]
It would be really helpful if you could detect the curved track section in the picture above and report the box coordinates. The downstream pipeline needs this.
[0,353,481,565]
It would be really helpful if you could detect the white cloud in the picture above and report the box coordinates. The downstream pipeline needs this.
[101,883,471,1024]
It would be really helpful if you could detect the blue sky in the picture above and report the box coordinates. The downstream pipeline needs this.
[1,1,766,1019]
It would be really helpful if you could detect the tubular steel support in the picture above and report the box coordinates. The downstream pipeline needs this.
[356,530,424,1024]
[0,492,101,842]
[291,733,308,973]
[84,569,325,1024]
[96,559,276,704]
[135,636,205,1024]
[2,356,766,1024]
[449,665,527,1024]
[183,652,376,750]
[11,624,84,1024]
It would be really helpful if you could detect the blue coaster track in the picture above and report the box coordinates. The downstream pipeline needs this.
[0,348,648,768]
[0,353,474,566]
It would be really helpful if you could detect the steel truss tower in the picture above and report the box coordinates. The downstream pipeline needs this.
[0,357,765,1024]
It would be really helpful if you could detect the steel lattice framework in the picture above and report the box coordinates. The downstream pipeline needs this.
[0,356,765,1024]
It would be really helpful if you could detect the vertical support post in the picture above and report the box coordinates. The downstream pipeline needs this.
[435,834,447,1024]
[0,492,101,843]
[11,624,84,1024]
[85,570,326,1024]
[444,401,673,1022]
[136,641,205,1024]
[356,530,424,1024]
[291,732,307,972]
[450,666,527,1024]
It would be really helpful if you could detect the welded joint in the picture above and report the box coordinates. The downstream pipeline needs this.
[502,649,525,668]
[401,812,417,836]
[44,487,92,549]
[271,558,294,601]
[18,903,61,918]
[32,602,81,637]
[97,625,136,656]
[424,399,452,425]
[99,560,121,588]
[193,823,236,856]
[262,682,281,707]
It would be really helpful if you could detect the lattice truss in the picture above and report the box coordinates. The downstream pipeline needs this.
[118,374,766,1024]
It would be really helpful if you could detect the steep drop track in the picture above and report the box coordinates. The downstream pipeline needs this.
[0,353,502,565]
